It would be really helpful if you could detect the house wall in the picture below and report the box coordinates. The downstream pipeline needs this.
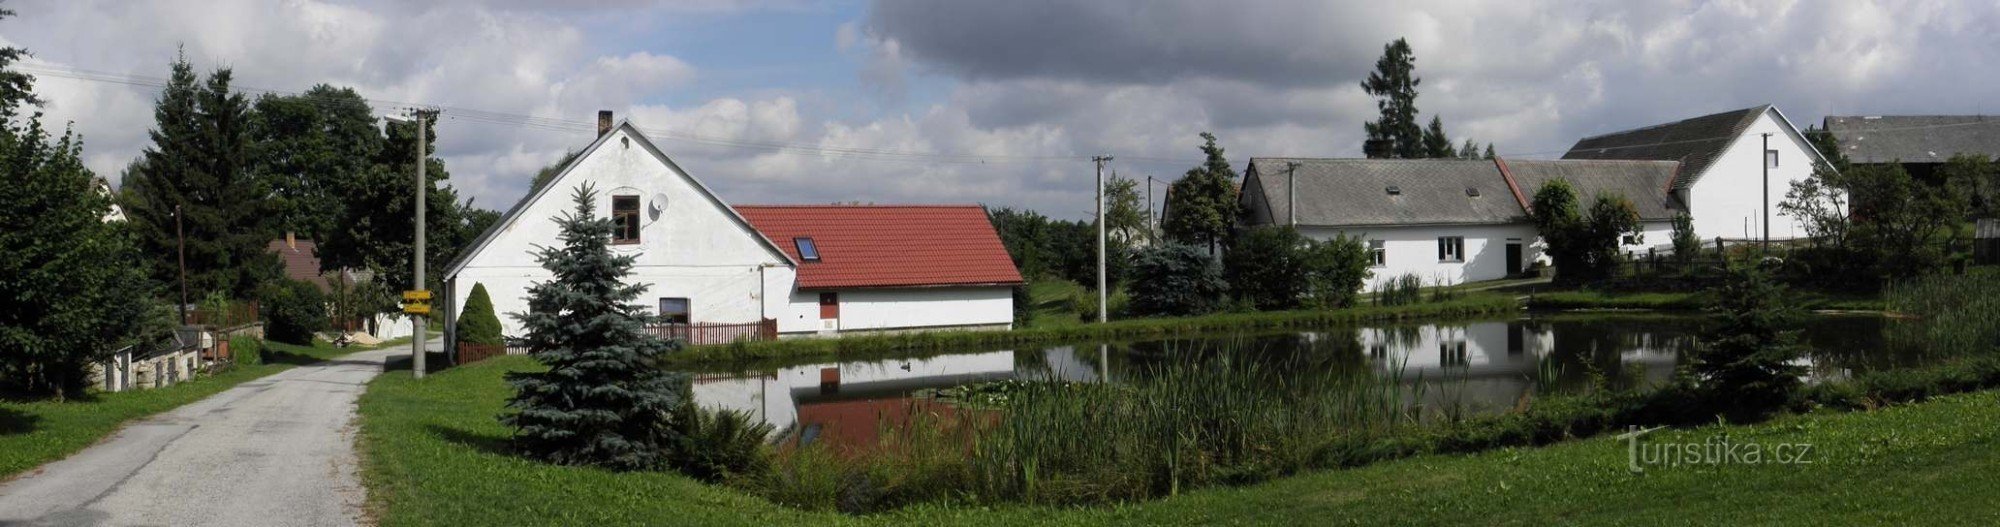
[448,126,791,339]
[1299,223,1542,291]
[1623,219,1676,257]
[1687,110,1825,241]
[773,286,1014,335]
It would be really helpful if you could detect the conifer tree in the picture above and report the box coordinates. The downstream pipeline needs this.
[1161,132,1239,252]
[454,282,503,346]
[1361,38,1423,159]
[503,185,686,471]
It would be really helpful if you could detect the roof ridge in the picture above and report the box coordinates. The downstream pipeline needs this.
[1575,104,1768,142]
[732,204,986,209]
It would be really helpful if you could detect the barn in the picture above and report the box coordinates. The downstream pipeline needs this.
[440,115,1022,351]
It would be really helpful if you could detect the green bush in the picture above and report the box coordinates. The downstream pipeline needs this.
[230,336,264,365]
[668,402,774,483]
[1225,226,1311,310]
[259,279,328,345]
[1126,244,1226,317]
[1689,263,1804,420]
[454,282,504,346]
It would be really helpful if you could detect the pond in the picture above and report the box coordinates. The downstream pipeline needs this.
[688,313,1925,454]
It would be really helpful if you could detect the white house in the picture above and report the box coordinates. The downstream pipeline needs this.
[1238,158,1679,289]
[440,115,1023,349]
[1563,104,1831,241]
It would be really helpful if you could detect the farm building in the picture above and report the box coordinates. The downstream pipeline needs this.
[1823,115,2000,178]
[440,114,1022,351]
[1562,104,1831,241]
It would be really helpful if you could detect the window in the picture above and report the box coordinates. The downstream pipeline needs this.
[1766,149,1780,168]
[795,237,820,262]
[658,297,690,324]
[612,195,640,244]
[1368,240,1386,267]
[1437,236,1464,262]
[1440,341,1469,367]
[1621,234,1640,246]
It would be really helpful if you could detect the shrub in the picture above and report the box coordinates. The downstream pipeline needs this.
[454,282,504,346]
[668,403,774,482]
[1301,234,1375,309]
[1531,178,1641,283]
[230,335,264,365]
[1126,244,1226,317]
[259,278,328,345]
[1374,274,1423,306]
[1224,226,1311,310]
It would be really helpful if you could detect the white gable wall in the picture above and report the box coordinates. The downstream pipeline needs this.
[1685,109,1824,242]
[450,125,791,339]
[1299,223,1542,292]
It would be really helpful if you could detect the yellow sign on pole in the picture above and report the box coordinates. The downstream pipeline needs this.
[402,289,433,302]
[403,302,431,316]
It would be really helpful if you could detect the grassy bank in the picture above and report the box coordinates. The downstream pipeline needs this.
[0,337,403,480]
[669,293,1520,366]
[358,355,2000,526]
[1524,289,1883,312]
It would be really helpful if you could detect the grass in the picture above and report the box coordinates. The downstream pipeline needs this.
[358,355,2000,526]
[670,293,1521,367]
[1525,289,1884,312]
[0,335,411,480]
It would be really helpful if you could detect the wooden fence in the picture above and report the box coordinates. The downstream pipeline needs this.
[644,319,778,346]
[457,342,509,365]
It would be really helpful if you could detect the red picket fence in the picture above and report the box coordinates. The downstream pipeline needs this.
[645,319,778,346]
[457,342,508,365]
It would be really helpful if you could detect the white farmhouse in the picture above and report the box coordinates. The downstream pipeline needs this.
[1562,105,1831,241]
[440,116,1022,350]
[1238,158,1679,289]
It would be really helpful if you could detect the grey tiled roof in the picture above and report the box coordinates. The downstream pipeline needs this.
[1244,158,1525,228]
[1503,159,1682,221]
[1562,105,1767,191]
[1242,158,1684,228]
[1823,115,2000,164]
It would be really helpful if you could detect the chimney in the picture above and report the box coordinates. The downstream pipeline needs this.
[285,231,296,250]
[597,110,613,138]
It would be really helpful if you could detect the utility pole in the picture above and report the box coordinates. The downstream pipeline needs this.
[387,108,442,378]
[175,204,187,326]
[1146,175,1155,242]
[1093,155,1113,323]
[1761,132,1772,252]
[1286,161,1302,227]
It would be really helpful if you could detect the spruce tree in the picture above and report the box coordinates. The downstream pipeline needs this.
[1161,132,1239,252]
[1361,38,1423,159]
[1422,116,1455,158]
[503,185,686,471]
[122,52,278,299]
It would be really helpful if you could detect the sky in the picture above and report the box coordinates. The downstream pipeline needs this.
[4,0,1998,220]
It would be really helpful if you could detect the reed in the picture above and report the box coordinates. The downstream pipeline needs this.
[1885,271,2000,359]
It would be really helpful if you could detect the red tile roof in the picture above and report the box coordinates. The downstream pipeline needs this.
[733,205,1024,290]
[266,237,330,291]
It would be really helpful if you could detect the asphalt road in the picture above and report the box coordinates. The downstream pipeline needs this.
[0,341,426,527]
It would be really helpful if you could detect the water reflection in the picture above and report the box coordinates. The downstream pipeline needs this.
[691,314,1915,450]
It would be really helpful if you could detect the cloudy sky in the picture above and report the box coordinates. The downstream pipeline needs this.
[4,0,1996,219]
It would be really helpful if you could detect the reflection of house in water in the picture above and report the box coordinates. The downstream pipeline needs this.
[1359,321,1681,414]
[693,349,1101,452]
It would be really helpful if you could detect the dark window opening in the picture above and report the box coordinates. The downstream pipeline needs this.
[1369,240,1386,267]
[612,195,640,244]
[658,297,690,324]
[795,237,820,262]
[1438,236,1465,262]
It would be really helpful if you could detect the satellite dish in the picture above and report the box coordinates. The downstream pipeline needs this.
[648,193,668,220]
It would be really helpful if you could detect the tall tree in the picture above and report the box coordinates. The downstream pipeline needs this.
[122,53,279,299]
[504,185,686,471]
[320,114,466,295]
[0,9,156,399]
[1161,132,1239,252]
[1421,116,1455,158]
[249,85,383,240]
[1361,38,1423,159]
[1104,171,1148,244]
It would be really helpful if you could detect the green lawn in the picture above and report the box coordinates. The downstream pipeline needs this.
[359,355,2000,526]
[0,336,407,480]
[1526,289,1884,312]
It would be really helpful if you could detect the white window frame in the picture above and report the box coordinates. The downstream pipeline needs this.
[1368,239,1386,267]
[1437,236,1465,263]
[1766,149,1780,168]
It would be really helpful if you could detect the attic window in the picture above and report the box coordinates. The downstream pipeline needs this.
[612,195,640,244]
[1466,187,1482,197]
[795,237,820,262]
[1386,185,1402,196]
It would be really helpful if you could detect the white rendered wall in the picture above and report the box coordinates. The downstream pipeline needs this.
[1300,223,1542,291]
[1686,110,1825,242]
[774,286,1014,334]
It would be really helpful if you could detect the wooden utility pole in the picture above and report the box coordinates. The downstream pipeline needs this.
[1093,155,1113,323]
[1761,132,1773,252]
[1287,161,1302,227]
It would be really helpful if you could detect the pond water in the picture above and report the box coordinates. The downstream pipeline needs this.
[689,314,1925,453]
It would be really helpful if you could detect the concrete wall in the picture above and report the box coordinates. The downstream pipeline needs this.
[1300,223,1542,291]
[773,286,1014,335]
[1687,109,1827,241]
